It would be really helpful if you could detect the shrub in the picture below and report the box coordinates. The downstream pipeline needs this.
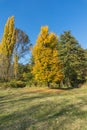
[0,80,26,88]
[10,80,26,88]
[16,80,26,88]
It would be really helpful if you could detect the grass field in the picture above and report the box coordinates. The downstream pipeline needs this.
[0,84,87,130]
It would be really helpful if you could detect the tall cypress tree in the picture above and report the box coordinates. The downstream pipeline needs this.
[0,16,16,81]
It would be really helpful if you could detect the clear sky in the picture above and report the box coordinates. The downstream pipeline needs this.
[0,0,87,49]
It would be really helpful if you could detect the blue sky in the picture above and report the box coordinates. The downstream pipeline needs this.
[0,0,87,48]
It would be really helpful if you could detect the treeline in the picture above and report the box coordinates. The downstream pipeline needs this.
[0,16,87,88]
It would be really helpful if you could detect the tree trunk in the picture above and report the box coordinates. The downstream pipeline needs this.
[60,80,64,88]
[67,78,71,87]
[47,82,50,88]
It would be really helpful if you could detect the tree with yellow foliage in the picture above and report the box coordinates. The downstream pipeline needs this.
[0,16,16,81]
[14,54,19,79]
[32,26,63,87]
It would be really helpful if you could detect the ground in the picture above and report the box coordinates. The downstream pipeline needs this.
[0,84,87,130]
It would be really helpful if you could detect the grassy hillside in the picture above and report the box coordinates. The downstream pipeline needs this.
[0,84,87,130]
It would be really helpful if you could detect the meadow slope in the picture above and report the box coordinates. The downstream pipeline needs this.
[0,85,87,130]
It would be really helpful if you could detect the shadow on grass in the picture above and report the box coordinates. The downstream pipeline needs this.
[0,93,87,130]
[0,89,65,108]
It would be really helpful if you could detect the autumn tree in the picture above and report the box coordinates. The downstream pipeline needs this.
[0,16,16,81]
[13,54,19,79]
[32,26,63,87]
[58,31,86,87]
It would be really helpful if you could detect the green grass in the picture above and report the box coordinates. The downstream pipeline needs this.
[0,84,87,130]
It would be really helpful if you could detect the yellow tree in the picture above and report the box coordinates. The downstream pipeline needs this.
[0,16,16,81]
[32,26,63,87]
[14,54,19,79]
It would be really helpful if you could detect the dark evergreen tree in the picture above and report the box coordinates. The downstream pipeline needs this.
[58,31,86,87]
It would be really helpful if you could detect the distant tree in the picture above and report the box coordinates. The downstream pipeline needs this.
[32,26,63,87]
[17,63,33,82]
[58,31,86,87]
[14,28,30,58]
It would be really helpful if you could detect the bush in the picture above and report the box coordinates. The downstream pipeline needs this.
[26,80,38,87]
[17,80,26,88]
[49,83,60,89]
[10,80,26,88]
[0,80,26,88]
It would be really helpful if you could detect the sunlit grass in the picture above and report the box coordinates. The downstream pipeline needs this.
[0,84,87,130]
